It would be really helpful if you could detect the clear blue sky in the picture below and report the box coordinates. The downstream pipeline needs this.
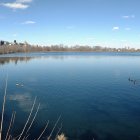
[0,0,140,48]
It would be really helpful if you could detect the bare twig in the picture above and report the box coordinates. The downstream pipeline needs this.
[5,111,16,140]
[55,123,62,140]
[36,120,49,140]
[17,97,37,140]
[23,103,40,140]
[8,135,11,140]
[47,115,61,140]
[13,134,20,140]
[0,77,64,140]
[24,134,30,140]
[0,75,8,140]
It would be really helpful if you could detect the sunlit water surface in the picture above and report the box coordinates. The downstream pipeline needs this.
[0,52,140,140]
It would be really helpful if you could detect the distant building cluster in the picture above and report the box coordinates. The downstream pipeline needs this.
[0,40,11,46]
[0,40,27,46]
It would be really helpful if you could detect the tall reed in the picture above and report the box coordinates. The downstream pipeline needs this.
[0,79,67,140]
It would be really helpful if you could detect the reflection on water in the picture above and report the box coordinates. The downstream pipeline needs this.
[8,92,33,112]
[1,52,140,140]
[0,57,33,65]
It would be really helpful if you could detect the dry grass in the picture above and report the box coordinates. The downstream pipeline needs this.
[0,78,67,140]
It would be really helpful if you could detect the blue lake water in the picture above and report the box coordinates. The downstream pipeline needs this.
[0,52,140,140]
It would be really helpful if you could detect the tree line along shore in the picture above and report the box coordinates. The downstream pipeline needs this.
[0,40,140,54]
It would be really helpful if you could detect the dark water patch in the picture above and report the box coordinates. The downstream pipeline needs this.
[79,130,99,140]
[1,52,140,139]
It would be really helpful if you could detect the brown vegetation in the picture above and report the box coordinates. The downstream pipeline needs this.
[0,44,140,55]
